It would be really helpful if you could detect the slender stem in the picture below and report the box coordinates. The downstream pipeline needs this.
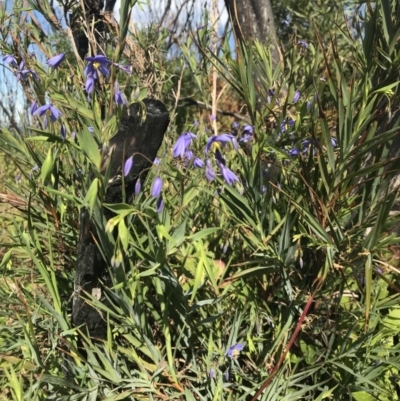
[251,290,317,401]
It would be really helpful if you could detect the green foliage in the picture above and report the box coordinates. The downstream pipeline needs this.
[1,1,400,400]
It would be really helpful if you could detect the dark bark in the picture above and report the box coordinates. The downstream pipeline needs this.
[70,0,106,59]
[224,0,279,65]
[72,98,169,339]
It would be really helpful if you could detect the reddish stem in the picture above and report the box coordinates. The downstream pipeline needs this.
[250,291,316,401]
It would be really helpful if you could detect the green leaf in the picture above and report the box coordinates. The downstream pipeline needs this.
[77,127,101,169]
[84,178,99,217]
[41,147,53,183]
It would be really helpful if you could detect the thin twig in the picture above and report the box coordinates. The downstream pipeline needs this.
[175,97,250,122]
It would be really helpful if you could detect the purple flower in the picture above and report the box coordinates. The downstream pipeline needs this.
[193,158,204,168]
[218,163,239,185]
[156,196,164,213]
[301,139,312,153]
[289,147,300,156]
[124,156,133,176]
[135,180,141,196]
[331,137,338,147]
[16,60,38,81]
[32,164,39,172]
[46,52,66,68]
[88,126,94,132]
[173,132,197,158]
[293,90,301,103]
[242,125,254,135]
[114,88,126,105]
[33,103,62,122]
[267,88,275,104]
[205,159,216,182]
[3,55,17,67]
[85,74,95,94]
[209,369,215,379]
[154,157,161,165]
[152,176,163,198]
[297,40,309,49]
[30,100,38,115]
[84,55,111,78]
[231,121,239,136]
[185,150,194,160]
[206,133,238,153]
[193,120,199,126]
[240,132,253,143]
[225,343,245,358]
[114,63,132,74]
[215,149,225,165]
[71,131,76,140]
[210,114,216,121]
[280,117,295,133]
[306,100,312,111]
[60,125,66,141]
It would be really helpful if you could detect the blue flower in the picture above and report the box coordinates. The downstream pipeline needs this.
[16,60,38,81]
[215,149,225,165]
[33,103,62,122]
[124,156,133,176]
[293,90,301,103]
[193,157,204,168]
[135,180,141,196]
[205,159,216,182]
[46,52,66,68]
[225,343,245,358]
[85,73,95,94]
[301,139,312,153]
[60,125,66,141]
[173,132,197,158]
[240,134,252,143]
[242,124,254,135]
[30,100,38,115]
[218,163,239,185]
[114,88,126,105]
[84,55,111,78]
[331,137,338,147]
[289,147,300,156]
[114,63,132,74]
[297,40,309,49]
[152,176,163,198]
[206,133,238,153]
[280,117,295,133]
[185,150,193,160]
[156,196,164,213]
[3,54,17,67]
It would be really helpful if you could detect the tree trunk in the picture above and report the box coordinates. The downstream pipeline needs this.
[224,0,279,65]
[72,98,170,339]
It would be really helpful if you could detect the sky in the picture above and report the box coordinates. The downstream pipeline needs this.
[0,0,230,121]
